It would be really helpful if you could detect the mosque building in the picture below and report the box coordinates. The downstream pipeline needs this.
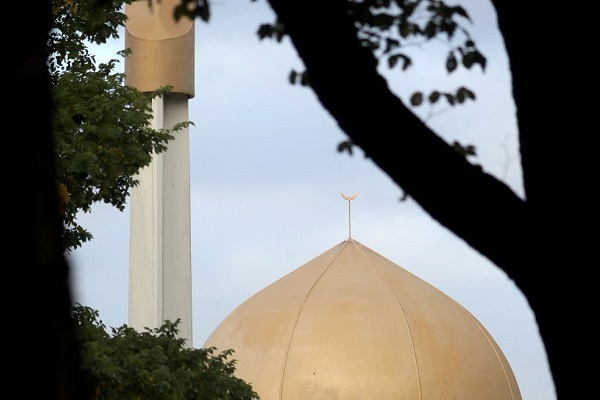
[203,195,522,400]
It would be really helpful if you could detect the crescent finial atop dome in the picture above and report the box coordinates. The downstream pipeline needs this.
[340,192,358,239]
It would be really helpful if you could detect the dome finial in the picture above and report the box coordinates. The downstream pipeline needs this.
[341,192,358,239]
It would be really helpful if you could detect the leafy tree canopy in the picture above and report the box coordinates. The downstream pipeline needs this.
[73,305,259,400]
[49,0,192,252]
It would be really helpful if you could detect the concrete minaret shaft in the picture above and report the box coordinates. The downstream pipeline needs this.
[125,0,194,345]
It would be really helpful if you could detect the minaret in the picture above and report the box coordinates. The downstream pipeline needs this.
[124,0,194,345]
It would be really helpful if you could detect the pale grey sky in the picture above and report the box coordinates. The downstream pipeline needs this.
[68,1,555,399]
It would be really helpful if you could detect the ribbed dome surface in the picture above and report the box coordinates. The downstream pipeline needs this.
[204,239,521,400]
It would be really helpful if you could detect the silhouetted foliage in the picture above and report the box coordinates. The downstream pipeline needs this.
[73,305,259,400]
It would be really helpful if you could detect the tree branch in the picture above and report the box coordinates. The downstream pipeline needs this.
[266,0,526,274]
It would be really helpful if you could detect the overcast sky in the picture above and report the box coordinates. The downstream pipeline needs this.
[68,1,555,399]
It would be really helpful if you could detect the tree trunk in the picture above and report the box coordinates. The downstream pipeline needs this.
[13,2,89,399]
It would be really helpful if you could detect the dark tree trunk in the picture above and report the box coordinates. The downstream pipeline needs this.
[266,0,595,398]
[13,2,88,399]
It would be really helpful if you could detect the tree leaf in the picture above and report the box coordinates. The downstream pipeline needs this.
[446,52,458,73]
[428,91,441,104]
[411,92,424,106]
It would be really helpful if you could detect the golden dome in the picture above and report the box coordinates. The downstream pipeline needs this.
[204,239,522,400]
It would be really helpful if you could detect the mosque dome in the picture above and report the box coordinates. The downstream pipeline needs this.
[203,238,522,400]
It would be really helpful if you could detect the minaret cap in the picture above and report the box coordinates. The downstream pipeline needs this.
[124,0,195,97]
